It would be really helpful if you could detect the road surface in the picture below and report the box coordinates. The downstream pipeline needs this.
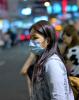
[0,45,31,100]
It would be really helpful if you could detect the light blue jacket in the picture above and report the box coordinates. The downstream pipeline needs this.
[45,54,74,100]
[31,54,74,100]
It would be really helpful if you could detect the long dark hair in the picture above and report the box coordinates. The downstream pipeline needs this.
[29,20,64,82]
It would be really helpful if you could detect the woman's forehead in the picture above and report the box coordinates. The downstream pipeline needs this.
[30,28,35,33]
[30,28,45,40]
[30,29,39,36]
[30,29,37,35]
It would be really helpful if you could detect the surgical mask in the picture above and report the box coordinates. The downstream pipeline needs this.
[29,40,45,56]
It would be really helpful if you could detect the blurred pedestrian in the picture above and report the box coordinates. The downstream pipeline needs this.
[58,24,79,99]
[7,29,16,46]
[58,24,79,76]
[0,30,4,47]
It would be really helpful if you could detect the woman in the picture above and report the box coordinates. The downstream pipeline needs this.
[29,20,74,100]
[58,24,79,76]
[58,24,79,99]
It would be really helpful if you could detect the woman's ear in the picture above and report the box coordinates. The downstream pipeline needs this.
[42,38,50,48]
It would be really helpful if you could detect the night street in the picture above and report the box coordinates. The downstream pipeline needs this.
[0,45,30,100]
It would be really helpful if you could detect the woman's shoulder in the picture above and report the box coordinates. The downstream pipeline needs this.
[47,54,62,62]
[45,54,66,71]
[45,54,67,75]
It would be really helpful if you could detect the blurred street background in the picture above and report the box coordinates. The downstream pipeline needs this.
[0,0,79,100]
[0,45,30,100]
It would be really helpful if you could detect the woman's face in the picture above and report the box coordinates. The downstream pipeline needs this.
[62,33,72,46]
[74,21,79,32]
[30,29,49,49]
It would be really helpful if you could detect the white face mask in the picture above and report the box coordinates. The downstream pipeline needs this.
[29,40,45,56]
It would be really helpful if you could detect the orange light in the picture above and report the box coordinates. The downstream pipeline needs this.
[50,18,57,24]
[55,25,62,31]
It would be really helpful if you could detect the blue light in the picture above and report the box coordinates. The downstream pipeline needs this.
[21,8,32,15]
[73,12,79,17]
[2,20,10,33]
[34,16,48,23]
[53,3,62,13]
[47,6,52,14]
[66,5,72,12]
[72,5,78,12]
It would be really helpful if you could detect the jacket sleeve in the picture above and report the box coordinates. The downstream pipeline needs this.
[45,59,69,100]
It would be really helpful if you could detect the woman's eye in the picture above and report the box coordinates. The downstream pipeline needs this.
[31,36,38,40]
